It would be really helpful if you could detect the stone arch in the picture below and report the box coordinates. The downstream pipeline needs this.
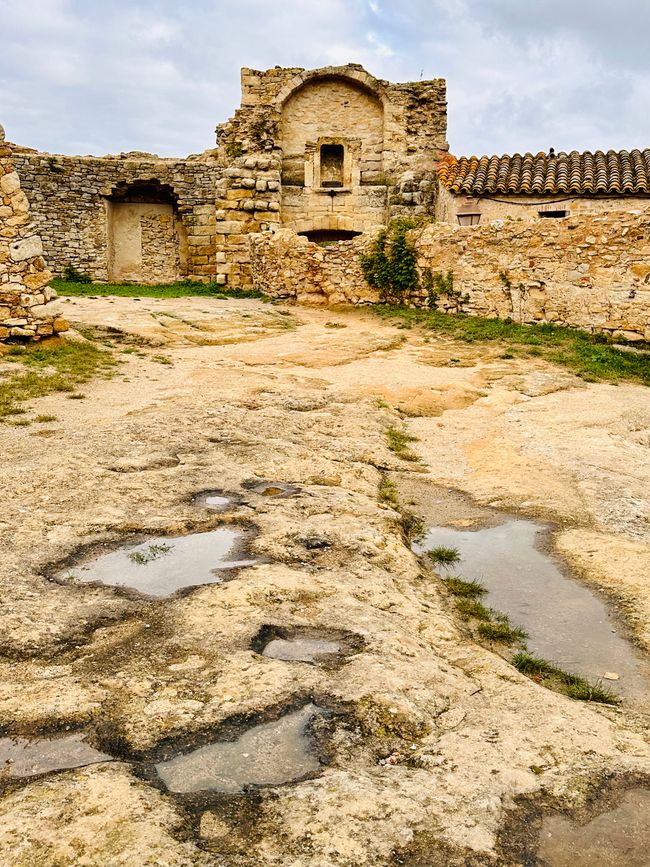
[279,69,385,188]
[105,179,187,283]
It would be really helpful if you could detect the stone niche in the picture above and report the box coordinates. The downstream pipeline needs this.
[280,75,386,236]
[106,180,188,283]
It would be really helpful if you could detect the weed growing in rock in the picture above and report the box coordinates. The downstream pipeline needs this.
[442,576,486,598]
[386,426,419,461]
[454,598,492,622]
[512,652,619,705]
[477,620,528,645]
[427,546,461,567]
[378,477,399,508]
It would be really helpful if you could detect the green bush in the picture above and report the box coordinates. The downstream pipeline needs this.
[360,220,420,302]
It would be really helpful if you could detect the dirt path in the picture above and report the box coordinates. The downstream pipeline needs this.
[1,296,649,866]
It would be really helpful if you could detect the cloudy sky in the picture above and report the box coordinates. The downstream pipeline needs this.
[2,0,649,159]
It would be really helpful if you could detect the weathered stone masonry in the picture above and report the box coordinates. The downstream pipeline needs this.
[3,63,650,341]
[0,124,67,341]
[249,211,650,341]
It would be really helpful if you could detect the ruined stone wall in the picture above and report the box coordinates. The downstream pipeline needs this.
[0,125,67,341]
[11,148,221,282]
[218,65,448,241]
[249,211,650,341]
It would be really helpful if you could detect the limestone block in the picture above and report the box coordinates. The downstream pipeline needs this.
[9,235,43,262]
[0,172,20,195]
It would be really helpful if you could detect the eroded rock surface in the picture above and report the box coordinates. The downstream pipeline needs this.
[1,297,649,865]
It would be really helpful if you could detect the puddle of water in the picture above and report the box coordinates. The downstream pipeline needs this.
[538,788,650,866]
[155,704,323,794]
[416,519,650,700]
[194,492,233,511]
[263,638,341,663]
[0,734,112,779]
[62,529,256,597]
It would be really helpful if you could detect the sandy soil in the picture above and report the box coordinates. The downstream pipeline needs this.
[0,295,648,866]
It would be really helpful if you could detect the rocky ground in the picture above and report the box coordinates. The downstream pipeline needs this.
[0,295,649,866]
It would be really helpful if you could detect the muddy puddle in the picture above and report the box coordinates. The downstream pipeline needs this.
[155,704,324,794]
[61,528,256,597]
[416,518,650,701]
[537,788,650,866]
[263,638,341,663]
[252,626,363,667]
[0,733,111,779]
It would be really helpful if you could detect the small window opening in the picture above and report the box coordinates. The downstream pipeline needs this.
[320,144,344,188]
[538,209,567,219]
[298,229,361,245]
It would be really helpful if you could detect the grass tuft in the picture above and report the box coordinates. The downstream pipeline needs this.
[428,546,461,567]
[512,652,619,704]
[477,620,528,645]
[454,598,492,622]
[443,576,486,598]
[386,426,419,461]
[378,476,399,508]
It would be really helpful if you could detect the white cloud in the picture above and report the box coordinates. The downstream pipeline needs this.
[1,0,648,157]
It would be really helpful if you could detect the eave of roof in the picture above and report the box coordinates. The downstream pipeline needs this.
[437,149,650,196]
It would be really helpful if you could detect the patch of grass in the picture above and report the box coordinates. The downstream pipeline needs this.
[400,509,425,542]
[51,278,265,300]
[427,546,461,567]
[325,321,347,329]
[455,598,493,622]
[443,576,486,598]
[379,476,399,508]
[67,392,86,400]
[128,543,173,565]
[371,306,650,386]
[0,341,116,420]
[35,414,57,423]
[512,652,619,705]
[477,620,528,645]
[386,426,419,461]
[150,355,173,366]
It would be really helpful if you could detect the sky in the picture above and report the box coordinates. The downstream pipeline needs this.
[1,0,649,159]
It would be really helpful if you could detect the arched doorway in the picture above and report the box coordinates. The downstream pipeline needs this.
[106,180,187,283]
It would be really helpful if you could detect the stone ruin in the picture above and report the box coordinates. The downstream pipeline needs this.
[1,63,649,341]
[0,124,67,342]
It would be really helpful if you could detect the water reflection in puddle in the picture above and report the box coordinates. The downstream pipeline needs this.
[155,704,323,794]
[0,734,111,779]
[263,638,341,663]
[416,519,650,700]
[538,788,650,866]
[63,529,256,597]
[194,492,233,511]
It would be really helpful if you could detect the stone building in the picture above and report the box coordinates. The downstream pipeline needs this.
[2,63,649,340]
[7,64,447,289]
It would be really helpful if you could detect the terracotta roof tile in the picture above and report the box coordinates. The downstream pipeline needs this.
[437,149,650,196]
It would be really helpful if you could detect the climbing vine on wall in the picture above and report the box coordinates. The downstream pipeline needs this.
[360,219,422,302]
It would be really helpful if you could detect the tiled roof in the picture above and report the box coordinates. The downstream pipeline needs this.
[437,149,650,196]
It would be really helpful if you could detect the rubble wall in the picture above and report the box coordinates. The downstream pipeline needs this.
[11,148,222,283]
[0,125,67,341]
[250,211,650,341]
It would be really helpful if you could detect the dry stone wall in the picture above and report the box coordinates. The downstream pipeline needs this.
[249,211,650,341]
[11,148,222,282]
[0,125,67,341]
